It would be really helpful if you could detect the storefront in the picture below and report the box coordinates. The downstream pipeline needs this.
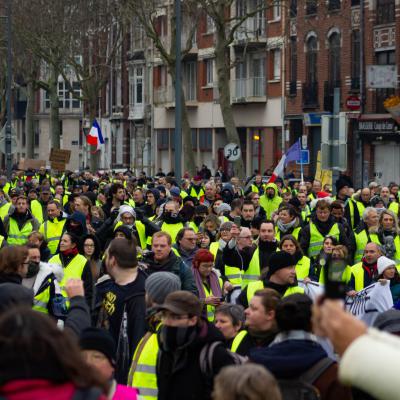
[356,116,400,185]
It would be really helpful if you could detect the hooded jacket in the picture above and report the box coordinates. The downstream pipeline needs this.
[3,208,40,237]
[156,321,236,400]
[142,251,198,295]
[259,183,282,219]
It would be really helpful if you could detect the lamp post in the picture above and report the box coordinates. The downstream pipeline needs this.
[174,0,182,181]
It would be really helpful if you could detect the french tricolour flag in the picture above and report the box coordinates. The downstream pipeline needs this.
[86,119,104,152]
[268,140,301,183]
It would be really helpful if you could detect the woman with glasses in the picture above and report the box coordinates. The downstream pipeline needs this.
[0,245,29,284]
[192,249,223,322]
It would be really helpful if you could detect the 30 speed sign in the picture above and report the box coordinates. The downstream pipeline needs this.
[224,143,241,161]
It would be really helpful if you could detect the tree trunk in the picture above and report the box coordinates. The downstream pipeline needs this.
[49,66,61,149]
[25,81,35,159]
[214,33,246,178]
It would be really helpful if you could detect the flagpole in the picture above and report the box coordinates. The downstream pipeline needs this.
[299,138,304,184]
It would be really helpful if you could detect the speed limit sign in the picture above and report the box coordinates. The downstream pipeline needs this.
[224,143,241,161]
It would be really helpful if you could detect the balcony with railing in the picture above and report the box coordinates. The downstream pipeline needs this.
[233,16,266,44]
[231,77,266,103]
[324,80,341,112]
[153,84,197,107]
[302,81,318,108]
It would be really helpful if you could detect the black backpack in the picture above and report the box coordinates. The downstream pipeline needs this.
[278,357,335,400]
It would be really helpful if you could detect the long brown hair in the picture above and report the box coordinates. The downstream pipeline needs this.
[0,246,28,275]
[0,307,107,392]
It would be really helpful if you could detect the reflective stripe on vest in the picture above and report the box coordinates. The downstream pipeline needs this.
[224,265,242,286]
[7,218,33,245]
[231,330,248,353]
[33,286,51,314]
[131,332,159,400]
[40,219,66,255]
[160,222,184,244]
[242,248,262,288]
[308,222,340,258]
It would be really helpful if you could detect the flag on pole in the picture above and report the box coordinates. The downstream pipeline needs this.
[86,119,104,152]
[268,141,302,183]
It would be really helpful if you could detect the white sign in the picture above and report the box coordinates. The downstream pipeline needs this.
[366,65,398,89]
[301,135,308,150]
[345,281,393,326]
[224,143,241,161]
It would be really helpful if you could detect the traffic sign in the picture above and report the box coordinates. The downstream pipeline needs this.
[346,95,361,111]
[224,143,241,161]
[296,150,310,165]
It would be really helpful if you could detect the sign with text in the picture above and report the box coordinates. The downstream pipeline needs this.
[49,149,71,163]
[366,65,398,89]
[357,119,398,133]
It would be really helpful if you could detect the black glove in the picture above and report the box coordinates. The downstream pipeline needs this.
[110,208,120,221]
[135,208,144,222]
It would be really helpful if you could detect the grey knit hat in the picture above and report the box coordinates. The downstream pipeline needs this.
[145,272,181,305]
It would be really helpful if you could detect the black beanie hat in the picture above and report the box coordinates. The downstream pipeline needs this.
[335,175,353,193]
[80,327,116,366]
[266,251,296,279]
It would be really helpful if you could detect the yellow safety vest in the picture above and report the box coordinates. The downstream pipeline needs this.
[350,262,366,292]
[259,195,283,219]
[209,242,219,260]
[189,186,205,200]
[246,281,304,304]
[2,182,10,194]
[230,330,248,353]
[7,218,33,245]
[0,202,11,221]
[0,235,4,247]
[114,221,147,250]
[30,200,45,225]
[319,264,352,285]
[40,218,67,255]
[188,221,199,233]
[250,184,265,194]
[160,222,184,244]
[129,331,159,400]
[308,222,340,258]
[49,253,87,299]
[202,278,223,322]
[243,248,262,288]
[275,226,301,242]
[32,277,53,314]
[354,230,381,263]
[389,202,399,216]
[295,256,311,280]
[301,206,311,223]
[224,264,243,287]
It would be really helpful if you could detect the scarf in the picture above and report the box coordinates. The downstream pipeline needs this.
[277,218,298,234]
[361,257,378,278]
[61,247,79,257]
[191,267,222,299]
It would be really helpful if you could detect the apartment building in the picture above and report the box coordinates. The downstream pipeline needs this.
[285,0,400,186]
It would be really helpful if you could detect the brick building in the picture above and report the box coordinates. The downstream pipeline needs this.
[284,0,400,187]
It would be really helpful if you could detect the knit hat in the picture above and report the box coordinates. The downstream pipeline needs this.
[80,327,116,366]
[373,309,400,334]
[157,291,202,317]
[335,175,353,193]
[377,256,396,275]
[118,205,136,220]
[266,251,296,278]
[145,272,181,305]
[170,187,181,197]
[193,175,202,182]
[216,203,231,214]
[113,225,133,240]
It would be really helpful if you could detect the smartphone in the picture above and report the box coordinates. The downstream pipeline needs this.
[324,255,348,299]
[233,216,241,228]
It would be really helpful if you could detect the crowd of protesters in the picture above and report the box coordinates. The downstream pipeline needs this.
[0,165,400,399]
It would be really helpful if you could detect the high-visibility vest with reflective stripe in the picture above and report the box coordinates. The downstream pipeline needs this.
[243,248,262,288]
[296,256,311,280]
[0,202,11,221]
[250,184,265,194]
[30,200,45,225]
[301,206,311,223]
[39,218,66,255]
[308,222,340,258]
[224,264,243,287]
[160,222,184,244]
[355,201,365,224]
[209,242,219,260]
[7,218,33,245]
[189,186,205,200]
[49,253,87,299]
[32,277,53,314]
[347,200,355,230]
[319,264,352,284]
[231,330,248,353]
[275,226,301,242]
[202,278,223,322]
[131,332,159,400]
[354,230,381,263]
[246,281,305,304]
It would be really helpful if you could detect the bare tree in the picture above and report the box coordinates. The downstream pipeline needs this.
[123,0,200,176]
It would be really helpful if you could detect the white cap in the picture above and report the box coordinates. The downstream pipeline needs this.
[377,256,396,276]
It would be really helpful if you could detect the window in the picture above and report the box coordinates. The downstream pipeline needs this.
[251,55,266,96]
[273,4,281,20]
[376,0,395,25]
[351,30,360,90]
[289,37,297,95]
[272,49,281,80]
[375,50,396,112]
[290,0,297,17]
[206,14,215,33]
[328,0,341,11]
[328,32,341,84]
[130,65,144,106]
[44,81,81,110]
[205,59,214,86]
[199,128,212,151]
[306,36,317,83]
[183,61,197,101]
[306,0,317,15]
[351,0,360,5]
[157,129,169,150]
[236,0,246,18]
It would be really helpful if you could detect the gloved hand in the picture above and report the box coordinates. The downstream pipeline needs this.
[135,208,144,222]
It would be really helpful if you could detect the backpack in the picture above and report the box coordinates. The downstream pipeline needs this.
[278,357,335,400]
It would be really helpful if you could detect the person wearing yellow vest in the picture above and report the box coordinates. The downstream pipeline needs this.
[4,196,40,246]
[245,174,265,196]
[54,183,70,206]
[347,242,382,295]
[127,271,181,398]
[30,186,53,225]
[188,176,205,200]
[389,199,400,218]
[279,235,312,281]
[214,303,250,355]
[259,183,282,220]
[299,199,349,260]
[237,251,305,309]
[48,232,93,307]
[0,188,11,221]
[23,244,64,315]
[297,192,311,223]
[158,201,185,244]
[318,245,352,285]
[275,205,302,242]
[39,200,67,256]
[375,209,400,265]
[353,207,380,263]
[191,249,223,322]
